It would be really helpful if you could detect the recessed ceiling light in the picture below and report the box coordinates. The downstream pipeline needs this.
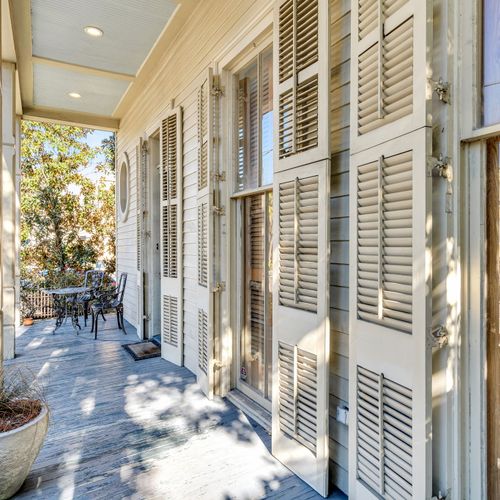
[84,26,103,37]
[68,92,81,99]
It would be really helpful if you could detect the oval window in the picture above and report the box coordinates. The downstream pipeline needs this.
[118,156,129,221]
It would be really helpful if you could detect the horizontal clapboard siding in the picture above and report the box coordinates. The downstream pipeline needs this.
[116,143,138,330]
[116,0,276,368]
[329,0,350,494]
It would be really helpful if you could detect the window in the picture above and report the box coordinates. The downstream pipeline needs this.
[118,156,130,221]
[235,46,273,192]
[483,0,500,126]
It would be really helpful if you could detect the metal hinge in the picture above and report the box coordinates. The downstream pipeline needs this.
[212,281,226,293]
[213,360,223,370]
[433,77,450,103]
[214,171,226,182]
[213,205,225,216]
[212,76,224,97]
[141,140,149,154]
[430,325,449,349]
[429,154,452,181]
[432,489,449,500]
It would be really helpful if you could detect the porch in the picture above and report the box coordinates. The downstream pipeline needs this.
[6,317,345,499]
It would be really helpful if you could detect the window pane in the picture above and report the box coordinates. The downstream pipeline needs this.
[236,60,259,191]
[261,48,273,186]
[483,0,500,125]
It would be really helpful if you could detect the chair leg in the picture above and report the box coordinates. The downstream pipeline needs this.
[84,302,88,327]
[101,310,106,322]
[94,311,99,340]
[116,309,122,330]
[120,311,127,334]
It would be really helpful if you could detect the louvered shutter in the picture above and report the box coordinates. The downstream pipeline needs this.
[196,68,216,398]
[160,107,183,366]
[136,140,146,338]
[349,1,433,498]
[274,0,329,173]
[272,1,330,494]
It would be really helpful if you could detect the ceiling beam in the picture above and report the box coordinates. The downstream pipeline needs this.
[9,0,33,108]
[32,56,136,81]
[23,106,119,131]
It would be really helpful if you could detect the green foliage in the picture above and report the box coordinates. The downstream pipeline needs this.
[20,121,116,289]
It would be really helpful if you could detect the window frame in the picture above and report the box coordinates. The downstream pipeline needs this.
[118,153,130,222]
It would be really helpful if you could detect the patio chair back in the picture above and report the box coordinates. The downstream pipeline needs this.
[116,273,127,304]
[84,270,105,290]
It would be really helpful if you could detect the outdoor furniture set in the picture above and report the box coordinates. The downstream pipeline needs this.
[45,271,128,338]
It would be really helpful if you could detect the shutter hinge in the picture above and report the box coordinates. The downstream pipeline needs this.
[142,314,150,321]
[213,171,226,182]
[430,325,449,349]
[141,140,149,154]
[213,359,223,370]
[429,155,453,213]
[212,281,226,293]
[433,77,450,103]
[211,76,224,97]
[213,205,225,216]
[432,489,450,500]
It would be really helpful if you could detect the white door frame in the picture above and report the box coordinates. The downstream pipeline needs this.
[145,132,162,340]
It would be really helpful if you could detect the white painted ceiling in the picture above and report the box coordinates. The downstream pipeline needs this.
[30,0,178,117]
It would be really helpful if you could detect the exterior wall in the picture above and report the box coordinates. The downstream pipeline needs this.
[1,62,19,360]
[116,0,275,357]
[329,0,350,493]
[115,0,350,493]
[116,145,138,330]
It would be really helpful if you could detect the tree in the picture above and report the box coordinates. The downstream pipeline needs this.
[20,121,116,287]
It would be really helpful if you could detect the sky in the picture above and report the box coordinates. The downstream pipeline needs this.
[80,129,114,182]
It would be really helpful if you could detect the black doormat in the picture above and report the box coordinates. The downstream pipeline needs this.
[122,341,161,361]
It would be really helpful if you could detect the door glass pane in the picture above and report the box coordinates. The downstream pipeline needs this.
[261,48,274,186]
[240,193,273,400]
[237,61,259,191]
[483,0,500,125]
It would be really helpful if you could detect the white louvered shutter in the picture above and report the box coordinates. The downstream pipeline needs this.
[349,1,433,498]
[272,0,331,495]
[160,107,183,366]
[136,140,146,338]
[196,68,216,398]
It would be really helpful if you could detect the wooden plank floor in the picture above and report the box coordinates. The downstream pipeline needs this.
[6,317,347,500]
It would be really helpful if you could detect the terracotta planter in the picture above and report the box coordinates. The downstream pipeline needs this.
[0,405,49,499]
[23,318,34,326]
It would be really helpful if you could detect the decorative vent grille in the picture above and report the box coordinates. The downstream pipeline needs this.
[356,366,413,499]
[162,205,178,278]
[198,79,209,191]
[162,295,178,346]
[357,5,414,135]
[197,202,208,287]
[356,150,412,333]
[162,114,178,201]
[278,176,319,312]
[198,308,208,374]
[278,342,318,454]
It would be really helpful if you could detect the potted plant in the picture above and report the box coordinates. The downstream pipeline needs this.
[0,367,49,499]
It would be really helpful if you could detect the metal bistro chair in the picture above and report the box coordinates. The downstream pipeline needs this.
[90,273,128,339]
[76,270,105,327]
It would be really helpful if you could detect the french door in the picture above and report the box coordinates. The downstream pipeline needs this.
[237,191,273,407]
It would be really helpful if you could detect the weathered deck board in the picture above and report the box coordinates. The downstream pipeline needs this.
[6,318,346,499]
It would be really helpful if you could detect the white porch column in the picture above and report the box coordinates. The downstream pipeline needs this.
[2,62,19,360]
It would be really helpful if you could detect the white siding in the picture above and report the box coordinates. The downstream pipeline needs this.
[329,0,350,494]
[116,0,275,366]
[116,142,138,329]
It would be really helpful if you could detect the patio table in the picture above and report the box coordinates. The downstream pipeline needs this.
[45,286,91,334]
